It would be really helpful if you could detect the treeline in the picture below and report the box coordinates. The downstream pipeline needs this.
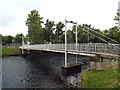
[2,9,120,45]
[2,34,23,45]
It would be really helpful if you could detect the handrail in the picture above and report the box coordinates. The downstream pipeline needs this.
[20,43,119,55]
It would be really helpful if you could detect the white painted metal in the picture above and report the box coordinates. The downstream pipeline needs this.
[20,43,119,56]
[75,21,78,64]
[22,36,24,54]
[65,18,67,66]
[27,41,30,54]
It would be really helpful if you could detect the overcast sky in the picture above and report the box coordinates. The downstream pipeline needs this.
[0,0,119,36]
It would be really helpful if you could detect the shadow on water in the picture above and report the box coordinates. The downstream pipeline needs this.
[26,51,90,88]
[2,50,90,88]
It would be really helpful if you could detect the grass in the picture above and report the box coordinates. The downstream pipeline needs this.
[81,68,119,88]
[2,48,20,55]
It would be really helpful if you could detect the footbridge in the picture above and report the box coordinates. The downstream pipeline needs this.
[20,43,119,58]
[19,19,120,75]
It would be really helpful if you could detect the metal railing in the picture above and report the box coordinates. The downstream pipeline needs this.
[20,43,120,55]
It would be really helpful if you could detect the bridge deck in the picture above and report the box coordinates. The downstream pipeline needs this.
[20,43,119,58]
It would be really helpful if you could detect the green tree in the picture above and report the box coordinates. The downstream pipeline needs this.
[55,22,65,43]
[14,33,24,45]
[67,30,75,43]
[76,24,104,43]
[107,26,120,43]
[2,35,14,45]
[114,9,120,24]
[44,19,55,43]
[77,24,91,43]
[26,10,44,44]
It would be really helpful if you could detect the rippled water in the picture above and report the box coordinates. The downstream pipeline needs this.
[2,51,89,88]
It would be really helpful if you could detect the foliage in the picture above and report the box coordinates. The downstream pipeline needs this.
[14,33,24,45]
[2,35,14,45]
[24,9,120,44]
[105,26,120,43]
[67,30,75,43]
[2,10,120,45]
[114,9,120,24]
[81,68,119,88]
[55,22,65,43]
[44,19,55,43]
[26,10,44,44]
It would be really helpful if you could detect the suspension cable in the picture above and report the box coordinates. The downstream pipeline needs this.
[79,27,119,49]
[89,28,119,44]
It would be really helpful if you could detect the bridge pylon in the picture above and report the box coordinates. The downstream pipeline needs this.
[62,18,82,75]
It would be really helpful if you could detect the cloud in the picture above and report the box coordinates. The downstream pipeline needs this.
[0,0,119,36]
[0,16,15,28]
[15,0,46,9]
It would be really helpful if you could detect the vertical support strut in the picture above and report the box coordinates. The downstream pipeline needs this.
[22,36,24,54]
[64,19,78,66]
[75,21,78,64]
[65,18,67,66]
[27,37,30,54]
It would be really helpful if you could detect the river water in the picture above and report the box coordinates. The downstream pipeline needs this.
[2,51,89,88]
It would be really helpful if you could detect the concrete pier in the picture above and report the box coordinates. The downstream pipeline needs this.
[61,64,82,76]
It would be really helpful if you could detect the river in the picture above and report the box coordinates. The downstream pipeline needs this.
[2,51,89,88]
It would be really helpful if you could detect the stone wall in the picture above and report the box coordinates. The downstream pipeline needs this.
[89,59,118,70]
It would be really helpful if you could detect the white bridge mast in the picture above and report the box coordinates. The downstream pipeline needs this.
[65,18,77,66]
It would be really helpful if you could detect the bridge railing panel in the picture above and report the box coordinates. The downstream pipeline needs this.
[21,43,119,55]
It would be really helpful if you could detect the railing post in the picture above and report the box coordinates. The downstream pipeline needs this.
[108,44,111,54]
[95,43,96,52]
[85,43,86,51]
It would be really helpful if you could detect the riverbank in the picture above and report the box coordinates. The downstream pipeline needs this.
[81,67,119,88]
[2,48,20,57]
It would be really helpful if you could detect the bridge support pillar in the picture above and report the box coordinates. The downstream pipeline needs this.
[22,48,24,55]
[20,49,30,57]
[61,64,82,76]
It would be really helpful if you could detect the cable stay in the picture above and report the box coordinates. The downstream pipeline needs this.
[78,27,120,49]
[88,28,119,44]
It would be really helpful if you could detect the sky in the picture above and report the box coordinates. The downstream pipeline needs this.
[0,0,119,36]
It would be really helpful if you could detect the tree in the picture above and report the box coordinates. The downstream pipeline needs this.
[55,22,65,43]
[114,9,120,24]
[26,10,44,44]
[107,26,120,43]
[2,35,13,45]
[76,24,104,43]
[77,24,91,43]
[67,30,75,43]
[14,33,24,45]
[44,19,55,43]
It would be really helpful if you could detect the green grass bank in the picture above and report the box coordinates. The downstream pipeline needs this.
[2,48,20,56]
[81,67,119,88]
